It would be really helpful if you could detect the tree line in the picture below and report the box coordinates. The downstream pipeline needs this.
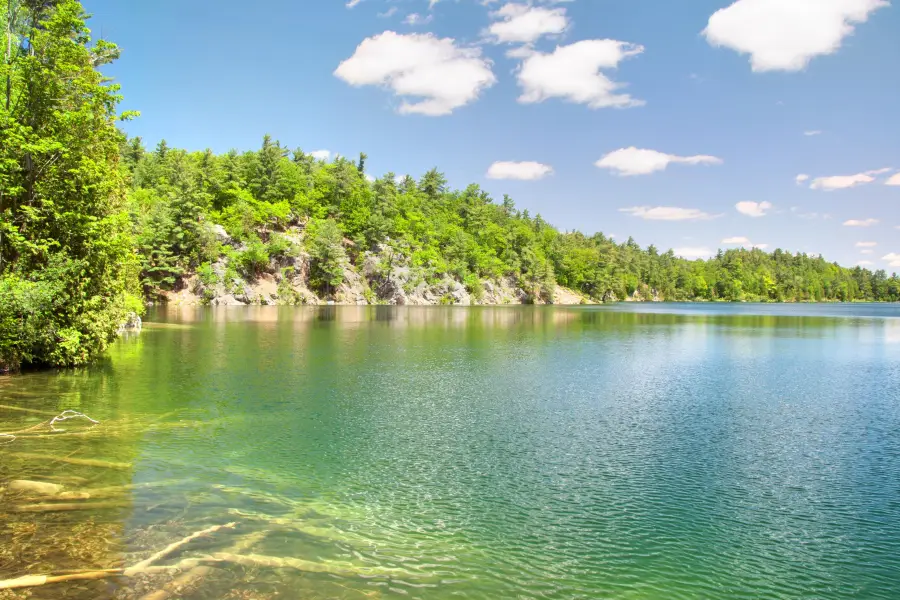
[123,135,900,306]
[1,1,898,370]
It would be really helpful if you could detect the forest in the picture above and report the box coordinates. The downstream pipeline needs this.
[2,0,899,370]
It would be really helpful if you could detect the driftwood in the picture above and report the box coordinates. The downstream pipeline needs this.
[11,500,130,513]
[138,529,271,600]
[11,452,131,470]
[0,570,122,590]
[124,522,237,576]
[202,552,414,579]
[0,404,60,416]
[7,479,64,495]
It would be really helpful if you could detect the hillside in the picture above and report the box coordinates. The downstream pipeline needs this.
[125,136,900,306]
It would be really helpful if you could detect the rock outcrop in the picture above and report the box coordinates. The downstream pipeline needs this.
[160,228,595,307]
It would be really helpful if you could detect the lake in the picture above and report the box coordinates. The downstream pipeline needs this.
[1,304,899,599]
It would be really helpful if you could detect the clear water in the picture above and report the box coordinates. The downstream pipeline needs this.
[2,304,900,599]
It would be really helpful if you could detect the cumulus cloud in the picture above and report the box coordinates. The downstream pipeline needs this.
[753,243,769,250]
[486,161,554,180]
[843,218,879,227]
[488,3,569,44]
[857,260,875,266]
[595,147,722,176]
[722,236,751,244]
[886,173,900,186]
[735,201,773,217]
[334,31,496,116]
[856,241,878,247]
[804,130,823,136]
[809,168,891,190]
[675,247,714,260]
[516,40,644,109]
[884,253,900,267]
[703,0,889,72]
[619,206,720,221]
[310,149,331,160]
[795,174,810,184]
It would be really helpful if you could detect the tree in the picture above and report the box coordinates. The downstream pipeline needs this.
[307,218,347,295]
[0,0,139,370]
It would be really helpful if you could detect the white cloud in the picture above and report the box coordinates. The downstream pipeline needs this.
[620,206,720,221]
[346,0,363,7]
[404,12,433,25]
[488,3,568,44]
[795,174,810,184]
[856,241,878,247]
[516,40,644,109]
[883,253,900,267]
[486,161,554,180]
[809,168,891,190]
[334,31,496,116]
[843,218,879,227]
[365,174,376,182]
[804,130,823,136]
[703,0,889,72]
[310,149,331,160]
[861,249,874,254]
[753,243,769,250]
[595,147,722,176]
[378,7,398,18]
[886,173,900,186]
[736,201,773,217]
[722,236,751,244]
[675,247,714,260]
[857,260,874,266]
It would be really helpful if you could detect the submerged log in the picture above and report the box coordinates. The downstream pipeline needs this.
[124,522,237,576]
[138,529,271,600]
[0,570,122,590]
[12,501,130,513]
[7,479,63,496]
[0,404,60,416]
[204,552,414,579]
[12,452,132,470]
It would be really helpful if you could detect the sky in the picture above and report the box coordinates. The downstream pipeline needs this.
[85,0,900,270]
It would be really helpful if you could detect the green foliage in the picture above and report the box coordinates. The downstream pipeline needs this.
[307,218,348,294]
[0,0,139,370]
[235,235,270,277]
[277,266,303,305]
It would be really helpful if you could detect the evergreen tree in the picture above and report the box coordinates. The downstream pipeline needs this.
[0,0,139,370]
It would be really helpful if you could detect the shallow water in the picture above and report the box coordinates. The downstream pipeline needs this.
[2,304,900,599]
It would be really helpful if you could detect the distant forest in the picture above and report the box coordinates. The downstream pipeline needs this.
[123,135,900,305]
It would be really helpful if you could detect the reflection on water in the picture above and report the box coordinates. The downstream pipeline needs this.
[1,305,900,599]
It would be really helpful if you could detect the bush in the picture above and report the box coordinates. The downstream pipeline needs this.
[0,257,141,371]
[235,236,270,277]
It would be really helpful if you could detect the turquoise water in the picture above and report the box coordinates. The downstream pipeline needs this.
[2,304,900,599]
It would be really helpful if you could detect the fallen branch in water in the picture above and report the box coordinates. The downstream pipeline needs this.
[0,410,100,437]
[0,570,123,590]
[11,452,131,470]
[124,522,237,576]
[201,552,415,578]
[138,529,270,600]
[48,410,99,432]
[11,500,130,513]
[0,404,60,416]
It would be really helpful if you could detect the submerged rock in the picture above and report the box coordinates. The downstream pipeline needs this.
[117,312,142,334]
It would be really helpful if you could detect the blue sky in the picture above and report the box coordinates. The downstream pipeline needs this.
[86,0,900,270]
